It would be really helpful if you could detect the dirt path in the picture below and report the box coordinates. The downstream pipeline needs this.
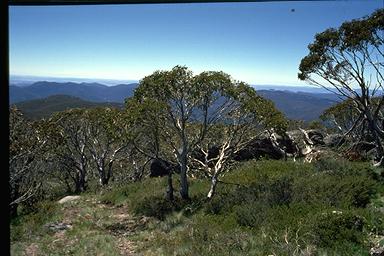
[106,205,140,255]
[23,196,145,256]
[86,199,144,256]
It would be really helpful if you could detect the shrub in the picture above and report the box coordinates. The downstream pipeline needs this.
[293,171,377,208]
[99,184,131,206]
[313,156,350,173]
[133,196,203,220]
[312,210,367,248]
[234,202,316,231]
[204,183,259,215]
[201,159,380,255]
[268,175,293,206]
[234,202,269,228]
[205,174,295,216]
[10,200,61,242]
[143,214,249,256]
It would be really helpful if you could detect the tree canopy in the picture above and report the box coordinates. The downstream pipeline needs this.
[298,8,384,162]
[130,65,287,199]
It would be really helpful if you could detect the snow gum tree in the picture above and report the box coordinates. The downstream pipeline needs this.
[132,66,286,199]
[189,80,287,199]
[298,9,384,162]
[50,109,91,193]
[84,107,131,186]
[9,107,57,217]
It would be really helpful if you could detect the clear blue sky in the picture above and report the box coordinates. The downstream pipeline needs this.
[9,1,382,86]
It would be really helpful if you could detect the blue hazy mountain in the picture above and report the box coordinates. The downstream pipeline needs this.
[10,81,138,104]
[256,90,340,121]
[9,74,138,86]
[252,84,333,94]
[12,95,124,120]
[9,81,342,121]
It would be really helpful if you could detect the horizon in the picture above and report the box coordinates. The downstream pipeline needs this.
[10,74,338,94]
[9,1,382,86]
[9,74,323,88]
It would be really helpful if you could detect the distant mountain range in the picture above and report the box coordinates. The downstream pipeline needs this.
[12,95,124,120]
[257,90,340,122]
[9,74,139,86]
[10,81,138,104]
[9,81,341,121]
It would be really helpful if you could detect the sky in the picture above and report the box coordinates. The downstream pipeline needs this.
[9,0,383,86]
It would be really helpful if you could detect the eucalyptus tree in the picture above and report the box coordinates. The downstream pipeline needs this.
[298,9,384,162]
[320,99,362,136]
[125,98,171,162]
[9,107,54,217]
[189,83,287,198]
[125,98,177,199]
[133,65,287,199]
[84,107,131,186]
[50,109,91,193]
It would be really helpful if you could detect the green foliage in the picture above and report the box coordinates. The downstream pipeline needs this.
[298,7,383,81]
[101,176,208,220]
[313,155,350,172]
[133,196,190,220]
[99,177,165,206]
[294,172,377,208]
[10,200,61,242]
[199,160,382,254]
[131,65,288,199]
[320,98,359,131]
[223,159,310,185]
[298,9,384,163]
[97,159,382,255]
[136,213,249,256]
[205,174,294,215]
[9,107,57,217]
[312,210,366,248]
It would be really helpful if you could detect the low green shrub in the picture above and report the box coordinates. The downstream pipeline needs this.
[312,210,367,249]
[200,159,381,255]
[236,203,314,230]
[204,192,234,215]
[99,176,167,206]
[205,174,294,215]
[313,156,350,173]
[234,201,269,228]
[133,196,184,220]
[138,213,249,256]
[10,200,61,242]
[100,176,208,210]
[293,172,377,208]
[133,195,204,220]
[222,160,310,185]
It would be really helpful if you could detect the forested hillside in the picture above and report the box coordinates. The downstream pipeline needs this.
[257,90,340,121]
[13,95,124,120]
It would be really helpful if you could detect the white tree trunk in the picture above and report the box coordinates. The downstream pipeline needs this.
[207,175,218,199]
